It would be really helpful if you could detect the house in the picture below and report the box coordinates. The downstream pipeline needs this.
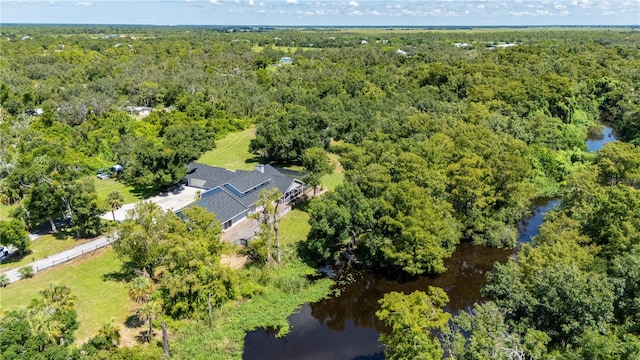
[396,49,407,56]
[125,106,152,116]
[181,162,306,230]
[280,57,293,64]
[25,108,43,116]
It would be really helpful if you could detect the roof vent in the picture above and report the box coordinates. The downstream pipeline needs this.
[257,164,264,173]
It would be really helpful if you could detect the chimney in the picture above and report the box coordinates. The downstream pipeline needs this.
[257,164,264,173]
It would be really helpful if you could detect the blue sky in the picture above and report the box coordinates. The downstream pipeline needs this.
[2,0,639,26]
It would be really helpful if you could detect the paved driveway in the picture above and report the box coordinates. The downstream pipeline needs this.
[101,185,201,222]
[1,186,202,285]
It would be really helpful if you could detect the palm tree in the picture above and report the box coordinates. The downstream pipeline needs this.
[128,276,152,304]
[96,319,121,348]
[27,307,63,351]
[39,283,76,312]
[106,191,125,221]
[138,300,161,342]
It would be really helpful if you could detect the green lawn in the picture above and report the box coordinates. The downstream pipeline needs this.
[278,209,311,248]
[92,177,156,204]
[197,127,258,171]
[0,232,94,272]
[321,152,345,192]
[0,248,132,344]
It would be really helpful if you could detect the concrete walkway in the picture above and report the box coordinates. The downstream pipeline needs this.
[100,185,201,222]
[2,234,116,284]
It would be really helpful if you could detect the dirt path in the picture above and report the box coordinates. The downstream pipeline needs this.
[221,254,248,270]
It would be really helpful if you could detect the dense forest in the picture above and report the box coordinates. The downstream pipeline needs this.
[1,26,640,359]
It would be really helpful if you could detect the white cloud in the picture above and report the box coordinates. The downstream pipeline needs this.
[349,0,358,7]
[285,0,298,4]
[248,0,254,5]
[510,11,532,16]
[75,1,90,6]
[554,4,567,9]
[209,0,220,4]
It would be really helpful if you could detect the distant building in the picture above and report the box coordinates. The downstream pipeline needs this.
[280,57,293,64]
[125,106,152,116]
[396,49,407,56]
[181,162,306,230]
[25,108,43,116]
[489,43,518,50]
[453,42,471,48]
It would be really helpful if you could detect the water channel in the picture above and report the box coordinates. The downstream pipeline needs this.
[243,126,617,360]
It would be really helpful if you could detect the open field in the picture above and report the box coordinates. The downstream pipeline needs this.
[197,127,257,171]
[0,232,94,272]
[0,248,134,345]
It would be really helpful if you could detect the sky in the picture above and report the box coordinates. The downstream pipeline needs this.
[1,0,639,27]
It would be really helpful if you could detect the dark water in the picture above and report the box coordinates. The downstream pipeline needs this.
[243,126,616,360]
[243,205,543,360]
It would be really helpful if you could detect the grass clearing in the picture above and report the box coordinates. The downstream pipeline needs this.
[0,248,133,345]
[92,177,156,204]
[0,232,94,272]
[278,208,311,248]
[197,127,257,171]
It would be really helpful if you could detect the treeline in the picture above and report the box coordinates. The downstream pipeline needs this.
[376,144,640,359]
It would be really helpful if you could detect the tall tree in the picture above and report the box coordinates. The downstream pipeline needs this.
[138,300,161,343]
[247,189,283,264]
[376,287,450,360]
[106,191,125,222]
[302,147,335,196]
[128,276,153,304]
[113,201,171,277]
[0,219,31,255]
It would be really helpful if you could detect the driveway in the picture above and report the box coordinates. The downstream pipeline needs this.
[1,186,202,285]
[101,185,201,222]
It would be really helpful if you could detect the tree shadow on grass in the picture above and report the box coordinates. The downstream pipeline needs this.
[102,269,133,283]
[130,185,159,200]
[244,156,261,165]
[125,314,145,329]
[0,250,33,266]
[52,229,74,240]
[293,200,311,213]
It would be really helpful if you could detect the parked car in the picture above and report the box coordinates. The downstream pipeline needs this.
[97,169,110,179]
[0,246,9,259]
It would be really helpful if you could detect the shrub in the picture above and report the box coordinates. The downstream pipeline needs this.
[0,273,9,287]
[19,265,34,279]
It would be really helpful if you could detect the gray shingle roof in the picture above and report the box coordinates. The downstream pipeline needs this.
[196,188,247,223]
[183,162,305,225]
[225,171,271,195]
[184,162,247,189]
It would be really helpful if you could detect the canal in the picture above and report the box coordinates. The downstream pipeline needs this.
[243,125,617,360]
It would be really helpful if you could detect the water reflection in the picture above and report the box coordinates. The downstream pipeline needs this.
[586,125,616,152]
[243,242,515,360]
[243,125,618,359]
